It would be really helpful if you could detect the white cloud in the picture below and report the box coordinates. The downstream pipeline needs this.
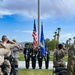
[14,30,33,34]
[60,33,75,43]
[60,33,72,39]
[0,36,1,38]
[0,0,75,19]
[7,36,17,40]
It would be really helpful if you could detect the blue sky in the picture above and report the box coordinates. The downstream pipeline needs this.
[0,0,75,43]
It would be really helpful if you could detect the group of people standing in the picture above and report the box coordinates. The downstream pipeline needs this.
[23,44,50,69]
[53,43,75,75]
[0,35,22,75]
[23,42,75,75]
[0,35,75,75]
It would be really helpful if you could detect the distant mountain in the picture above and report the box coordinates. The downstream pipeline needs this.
[19,42,33,47]
[19,42,26,46]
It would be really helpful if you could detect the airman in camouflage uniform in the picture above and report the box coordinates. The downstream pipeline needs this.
[67,43,75,75]
[53,44,66,69]
[0,35,19,75]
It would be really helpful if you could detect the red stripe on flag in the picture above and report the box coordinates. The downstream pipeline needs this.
[32,31,37,49]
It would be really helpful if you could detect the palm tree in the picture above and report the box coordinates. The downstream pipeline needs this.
[68,38,71,45]
[65,40,69,49]
[53,32,57,41]
[57,27,61,45]
[53,32,57,49]
[66,40,69,45]
[73,37,75,43]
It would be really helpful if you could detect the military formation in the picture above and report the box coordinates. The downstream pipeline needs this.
[23,42,75,75]
[0,35,50,75]
[23,44,50,69]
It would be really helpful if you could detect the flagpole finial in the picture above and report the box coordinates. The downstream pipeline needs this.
[41,22,43,29]
[34,19,35,21]
[33,19,36,31]
[34,19,35,24]
[41,22,43,25]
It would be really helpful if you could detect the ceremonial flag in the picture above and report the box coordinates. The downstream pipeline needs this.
[32,19,37,49]
[40,23,46,57]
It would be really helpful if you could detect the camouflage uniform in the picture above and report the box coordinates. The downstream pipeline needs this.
[0,55,4,75]
[4,43,19,75]
[67,44,75,75]
[0,42,18,75]
[53,49,66,69]
[0,48,11,75]
[10,47,20,75]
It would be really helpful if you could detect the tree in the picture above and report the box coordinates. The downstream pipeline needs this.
[45,38,50,50]
[68,38,71,45]
[53,32,57,49]
[49,39,57,50]
[73,37,75,43]
[45,38,50,44]
[44,38,57,50]
[53,32,57,41]
[57,27,61,45]
[25,42,33,47]
[65,40,69,48]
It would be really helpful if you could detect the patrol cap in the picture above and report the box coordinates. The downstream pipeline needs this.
[1,35,8,41]
[12,39,16,42]
[58,44,63,49]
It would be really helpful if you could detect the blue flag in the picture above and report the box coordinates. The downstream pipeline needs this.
[40,24,46,57]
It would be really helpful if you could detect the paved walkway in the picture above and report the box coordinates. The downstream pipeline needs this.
[18,61,67,70]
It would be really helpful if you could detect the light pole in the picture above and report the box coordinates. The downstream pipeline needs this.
[38,0,40,46]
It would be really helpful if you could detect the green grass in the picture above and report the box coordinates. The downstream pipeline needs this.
[18,52,68,62]
[18,52,24,61]
[64,56,68,61]
[19,69,52,75]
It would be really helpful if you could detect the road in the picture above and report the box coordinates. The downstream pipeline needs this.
[18,61,67,70]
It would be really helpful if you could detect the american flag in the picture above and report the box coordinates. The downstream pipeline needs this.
[32,19,38,49]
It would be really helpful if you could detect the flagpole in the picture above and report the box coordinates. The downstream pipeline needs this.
[38,0,40,46]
